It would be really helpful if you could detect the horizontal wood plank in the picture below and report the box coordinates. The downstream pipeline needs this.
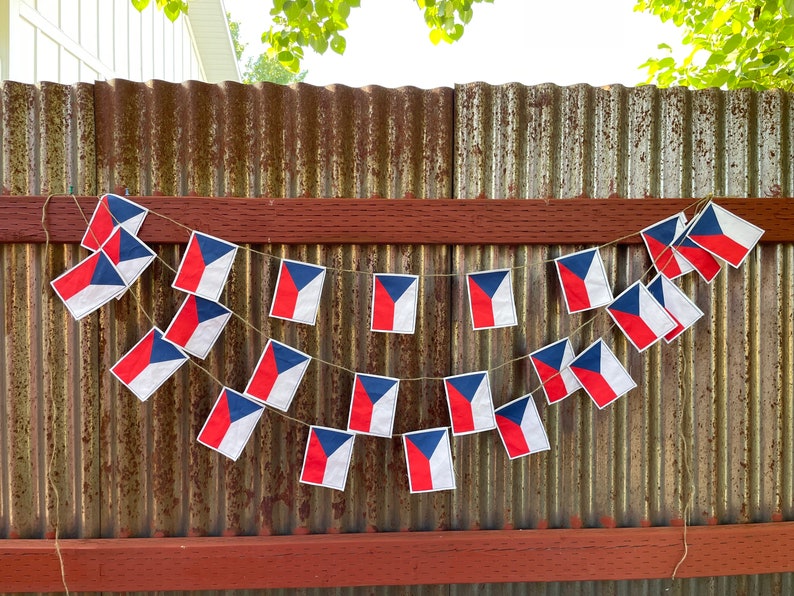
[4,196,792,245]
[2,523,794,590]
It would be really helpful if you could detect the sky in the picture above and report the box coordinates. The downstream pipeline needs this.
[226,0,683,89]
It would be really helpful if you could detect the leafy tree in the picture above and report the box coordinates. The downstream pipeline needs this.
[135,0,494,72]
[227,13,307,85]
[636,0,794,90]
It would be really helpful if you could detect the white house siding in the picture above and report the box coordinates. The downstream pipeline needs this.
[1,0,216,84]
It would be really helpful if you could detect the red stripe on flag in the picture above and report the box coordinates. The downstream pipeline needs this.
[198,394,232,449]
[348,378,375,433]
[83,198,115,250]
[557,263,591,312]
[676,245,721,281]
[164,297,199,346]
[468,278,495,328]
[405,440,433,492]
[533,359,570,403]
[571,367,618,409]
[496,415,530,458]
[271,267,299,319]
[689,234,749,267]
[301,431,328,485]
[610,310,660,351]
[111,331,155,384]
[173,237,205,293]
[371,279,395,331]
[664,312,685,341]
[246,347,279,402]
[52,255,98,301]
[446,383,476,433]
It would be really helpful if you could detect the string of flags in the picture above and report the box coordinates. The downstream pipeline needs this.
[49,193,765,493]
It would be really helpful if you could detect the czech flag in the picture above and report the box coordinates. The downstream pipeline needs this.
[646,274,703,343]
[443,371,496,435]
[101,227,156,288]
[172,231,238,302]
[300,426,355,491]
[402,428,455,493]
[244,339,310,411]
[111,327,188,401]
[570,339,636,409]
[270,259,326,325]
[163,294,232,359]
[81,193,147,251]
[51,250,126,320]
[197,388,264,461]
[371,273,419,334]
[529,338,581,404]
[347,373,400,437]
[640,213,694,279]
[494,395,550,460]
[606,281,676,352]
[555,248,612,313]
[466,269,517,329]
[672,225,722,283]
[686,202,764,268]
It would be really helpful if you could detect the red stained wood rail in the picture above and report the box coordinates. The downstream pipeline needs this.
[3,524,794,590]
[3,196,792,245]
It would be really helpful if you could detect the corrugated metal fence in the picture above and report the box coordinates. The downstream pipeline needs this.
[1,79,792,592]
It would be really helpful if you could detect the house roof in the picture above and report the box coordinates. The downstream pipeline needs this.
[186,0,241,83]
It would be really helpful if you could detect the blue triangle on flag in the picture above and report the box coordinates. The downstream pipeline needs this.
[572,341,602,373]
[195,233,235,265]
[106,194,145,224]
[285,261,323,291]
[497,397,528,426]
[358,375,396,403]
[150,330,187,363]
[225,389,262,421]
[469,270,508,298]
[446,373,485,402]
[313,427,351,456]
[377,275,415,301]
[558,250,594,279]
[90,253,125,287]
[271,342,309,373]
[609,285,641,316]
[195,296,230,322]
[408,429,445,459]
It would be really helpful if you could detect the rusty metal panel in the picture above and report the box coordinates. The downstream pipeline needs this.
[0,81,99,543]
[2,79,794,594]
[453,82,794,541]
[89,80,454,537]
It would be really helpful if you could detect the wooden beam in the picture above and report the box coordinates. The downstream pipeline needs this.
[5,196,792,245]
[3,523,794,591]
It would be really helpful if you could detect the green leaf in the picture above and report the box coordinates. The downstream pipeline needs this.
[131,0,150,11]
[277,50,295,64]
[330,33,346,54]
[722,33,743,54]
[429,27,443,45]
[309,34,329,53]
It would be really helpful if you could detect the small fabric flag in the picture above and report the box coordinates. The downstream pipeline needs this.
[672,224,722,283]
[606,281,677,352]
[51,250,126,320]
[163,294,232,359]
[197,388,264,461]
[347,373,400,437]
[494,395,550,460]
[371,273,419,334]
[81,193,148,251]
[300,426,355,491]
[244,339,310,411]
[686,202,764,268]
[647,274,704,343]
[555,248,613,313]
[172,231,238,302]
[403,427,455,493]
[529,338,581,405]
[101,227,156,288]
[466,269,518,329]
[111,327,188,401]
[640,213,694,279]
[270,259,326,325]
[570,339,637,409]
[443,371,496,435]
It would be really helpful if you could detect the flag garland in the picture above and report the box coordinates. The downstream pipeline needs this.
[52,195,765,491]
